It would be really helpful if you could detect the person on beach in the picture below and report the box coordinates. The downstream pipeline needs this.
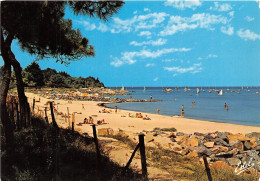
[83,118,88,124]
[115,106,118,113]
[224,103,227,108]
[82,104,85,110]
[150,95,152,102]
[181,105,184,117]
[157,108,160,114]
[89,116,94,124]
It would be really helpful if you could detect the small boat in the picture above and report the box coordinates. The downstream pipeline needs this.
[121,86,125,92]
[166,88,172,92]
[184,88,187,92]
[208,89,212,93]
[143,87,146,91]
[196,88,200,95]
[218,89,223,96]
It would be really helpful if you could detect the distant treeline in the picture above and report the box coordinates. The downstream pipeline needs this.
[0,62,104,89]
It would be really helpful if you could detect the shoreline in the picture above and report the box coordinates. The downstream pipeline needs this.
[25,92,259,135]
[102,102,260,128]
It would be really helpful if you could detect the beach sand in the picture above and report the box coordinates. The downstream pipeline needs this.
[26,92,259,136]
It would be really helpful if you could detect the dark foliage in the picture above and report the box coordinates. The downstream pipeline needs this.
[1,116,141,181]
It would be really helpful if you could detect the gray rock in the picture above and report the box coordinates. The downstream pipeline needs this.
[194,145,212,156]
[236,154,244,159]
[215,152,233,158]
[246,132,260,139]
[227,158,241,166]
[215,138,229,147]
[176,132,184,136]
[244,141,253,151]
[194,132,205,136]
[214,132,229,143]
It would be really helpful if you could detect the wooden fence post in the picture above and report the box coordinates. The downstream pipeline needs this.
[91,124,101,180]
[139,133,147,179]
[49,102,59,130]
[203,155,212,181]
[67,107,70,128]
[15,102,20,130]
[44,107,49,124]
[32,98,35,113]
[71,112,75,133]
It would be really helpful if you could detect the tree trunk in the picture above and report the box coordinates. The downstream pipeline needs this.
[0,32,14,152]
[10,54,31,127]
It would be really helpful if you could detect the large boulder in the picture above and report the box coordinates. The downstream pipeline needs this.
[215,152,233,158]
[246,132,260,139]
[226,157,241,166]
[231,141,244,152]
[194,145,212,156]
[204,142,214,148]
[214,138,229,147]
[210,145,229,154]
[244,141,253,151]
[227,134,250,145]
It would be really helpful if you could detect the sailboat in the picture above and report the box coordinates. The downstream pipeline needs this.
[121,86,125,92]
[196,88,200,95]
[166,88,172,92]
[143,87,146,91]
[218,89,223,96]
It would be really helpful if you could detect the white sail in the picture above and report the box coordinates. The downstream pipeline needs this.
[121,86,124,91]
[143,87,146,91]
[196,88,200,95]
[218,89,223,95]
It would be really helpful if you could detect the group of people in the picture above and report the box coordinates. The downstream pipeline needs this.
[83,116,94,124]
[99,109,112,113]
[224,103,229,111]
[83,116,105,125]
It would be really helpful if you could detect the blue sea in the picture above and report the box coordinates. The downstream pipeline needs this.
[107,87,260,127]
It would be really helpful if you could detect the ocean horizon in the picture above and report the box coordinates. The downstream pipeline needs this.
[107,87,260,127]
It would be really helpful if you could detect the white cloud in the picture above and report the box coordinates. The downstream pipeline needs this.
[111,12,169,33]
[110,57,124,67]
[245,16,254,22]
[237,29,260,41]
[75,20,96,31]
[206,54,218,59]
[144,8,151,12]
[164,63,202,74]
[130,38,167,46]
[229,11,234,17]
[162,58,177,62]
[146,63,155,67]
[153,77,159,81]
[110,48,191,67]
[198,54,218,60]
[97,23,108,32]
[164,0,202,10]
[210,2,232,12]
[159,13,229,36]
[138,31,152,37]
[221,25,234,35]
[133,10,138,14]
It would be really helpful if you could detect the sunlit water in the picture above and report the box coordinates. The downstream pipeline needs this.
[107,87,260,127]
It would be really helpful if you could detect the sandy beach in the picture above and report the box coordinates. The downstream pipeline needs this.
[26,92,259,136]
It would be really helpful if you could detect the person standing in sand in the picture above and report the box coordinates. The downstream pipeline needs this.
[181,105,184,117]
[157,108,160,114]
[115,106,118,113]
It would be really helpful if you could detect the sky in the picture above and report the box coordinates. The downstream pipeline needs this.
[1,0,260,87]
